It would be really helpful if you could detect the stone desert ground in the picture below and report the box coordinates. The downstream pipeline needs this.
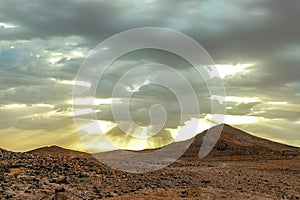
[0,124,299,199]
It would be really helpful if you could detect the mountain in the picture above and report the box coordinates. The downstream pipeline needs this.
[182,124,300,159]
[23,124,300,160]
[26,145,92,158]
[93,124,300,164]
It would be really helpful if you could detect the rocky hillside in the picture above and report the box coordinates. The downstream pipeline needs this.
[182,124,300,159]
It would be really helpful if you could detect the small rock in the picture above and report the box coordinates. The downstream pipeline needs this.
[5,194,13,199]
[93,186,101,194]
[104,192,114,198]
[201,179,210,184]
[181,190,188,198]
[55,186,65,193]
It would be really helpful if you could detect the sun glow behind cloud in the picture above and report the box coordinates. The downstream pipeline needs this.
[214,63,254,78]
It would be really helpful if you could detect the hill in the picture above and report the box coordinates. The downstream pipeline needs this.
[26,145,92,158]
[182,124,300,159]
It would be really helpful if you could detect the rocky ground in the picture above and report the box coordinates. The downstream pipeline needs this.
[0,147,299,199]
[1,125,299,199]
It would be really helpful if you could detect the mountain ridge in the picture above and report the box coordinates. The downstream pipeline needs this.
[88,124,300,161]
[1,124,299,159]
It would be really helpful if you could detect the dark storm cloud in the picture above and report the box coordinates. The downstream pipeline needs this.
[0,0,134,40]
[1,0,299,71]
[0,0,297,45]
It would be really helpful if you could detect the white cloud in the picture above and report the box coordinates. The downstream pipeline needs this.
[205,114,261,125]
[267,101,287,105]
[214,63,254,78]
[51,78,91,88]
[211,95,261,104]
[3,104,27,109]
[77,120,116,134]
[0,22,18,29]
[71,98,122,105]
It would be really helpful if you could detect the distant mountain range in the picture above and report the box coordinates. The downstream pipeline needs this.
[2,124,299,160]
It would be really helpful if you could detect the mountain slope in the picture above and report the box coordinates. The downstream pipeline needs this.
[182,124,300,158]
[27,145,92,158]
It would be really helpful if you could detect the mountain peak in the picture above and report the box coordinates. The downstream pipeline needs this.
[183,124,299,159]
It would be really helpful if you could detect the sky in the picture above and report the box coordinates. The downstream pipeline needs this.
[0,0,300,152]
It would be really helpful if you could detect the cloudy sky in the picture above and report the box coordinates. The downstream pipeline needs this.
[0,0,300,152]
